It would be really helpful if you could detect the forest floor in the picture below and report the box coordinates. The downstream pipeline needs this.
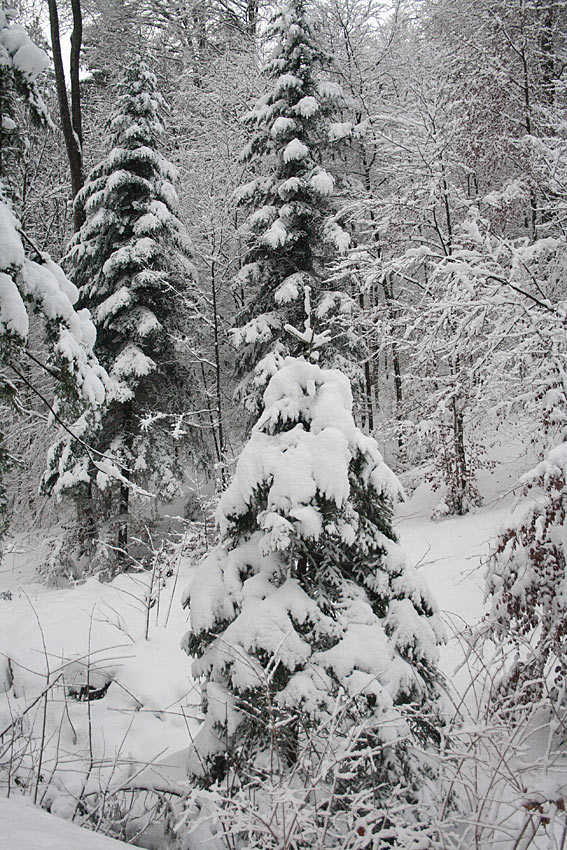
[0,431,553,849]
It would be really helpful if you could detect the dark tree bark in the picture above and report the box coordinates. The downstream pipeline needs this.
[358,290,375,432]
[48,0,85,232]
[210,259,228,487]
[450,387,468,516]
[0,69,6,181]
[246,0,259,36]
[70,0,83,155]
[383,274,403,452]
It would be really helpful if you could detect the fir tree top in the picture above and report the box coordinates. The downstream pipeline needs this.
[231,0,362,415]
[0,9,51,193]
[67,56,193,397]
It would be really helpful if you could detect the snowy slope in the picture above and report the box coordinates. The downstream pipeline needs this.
[0,544,199,841]
[396,434,535,702]
[0,795,131,849]
[0,443,545,846]
[397,486,516,719]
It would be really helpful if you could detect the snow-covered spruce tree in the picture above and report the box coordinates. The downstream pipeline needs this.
[182,297,444,847]
[0,12,106,541]
[232,0,362,416]
[44,56,201,560]
[0,8,50,187]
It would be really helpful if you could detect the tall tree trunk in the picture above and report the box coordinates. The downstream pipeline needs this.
[211,259,228,487]
[519,41,538,241]
[537,0,555,104]
[246,0,259,36]
[0,68,6,181]
[70,0,83,155]
[358,291,374,432]
[451,390,467,516]
[359,155,402,440]
[383,273,403,453]
[117,402,133,554]
[77,474,97,556]
[48,0,84,232]
[118,482,129,550]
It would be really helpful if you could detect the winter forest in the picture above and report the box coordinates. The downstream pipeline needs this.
[0,0,566,847]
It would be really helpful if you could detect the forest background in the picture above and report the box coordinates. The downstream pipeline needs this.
[0,0,567,848]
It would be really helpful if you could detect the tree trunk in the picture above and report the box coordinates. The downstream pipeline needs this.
[383,274,404,453]
[47,0,84,232]
[118,482,129,551]
[451,393,468,516]
[246,0,259,36]
[537,0,555,104]
[117,403,133,555]
[0,69,5,180]
[70,0,83,156]
[358,291,374,432]
[211,258,228,487]
[519,42,538,241]
[76,473,97,561]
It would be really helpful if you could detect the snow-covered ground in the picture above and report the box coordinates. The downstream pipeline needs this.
[0,794,132,848]
[398,488,512,686]
[0,535,201,847]
[0,441,547,848]
[396,434,536,712]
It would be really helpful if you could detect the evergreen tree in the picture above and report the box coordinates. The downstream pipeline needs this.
[44,56,201,560]
[0,11,106,542]
[232,0,362,416]
[182,293,444,847]
[0,8,50,188]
